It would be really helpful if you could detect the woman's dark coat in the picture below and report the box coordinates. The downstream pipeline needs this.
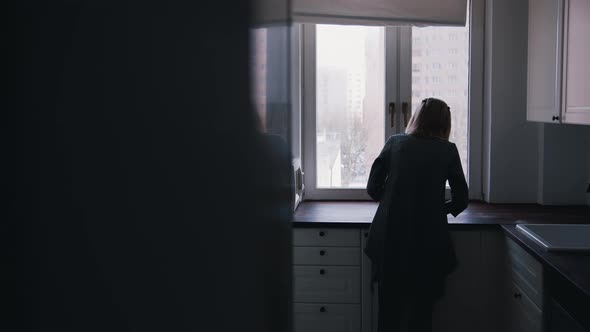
[364,134,468,315]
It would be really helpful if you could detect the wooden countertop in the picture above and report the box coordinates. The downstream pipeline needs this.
[293,200,590,227]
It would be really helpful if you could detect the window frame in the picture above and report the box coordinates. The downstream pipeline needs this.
[301,0,484,200]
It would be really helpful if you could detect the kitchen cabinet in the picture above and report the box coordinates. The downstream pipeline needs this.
[526,0,563,123]
[293,227,506,332]
[505,236,544,332]
[562,0,590,124]
[526,0,590,125]
[432,230,489,332]
[292,228,364,332]
[294,303,361,332]
[508,282,544,332]
[430,229,508,332]
[502,235,590,332]
[293,225,590,332]
[546,298,586,332]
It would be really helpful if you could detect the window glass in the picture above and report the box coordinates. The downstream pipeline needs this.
[316,25,385,188]
[411,22,470,178]
[250,28,267,131]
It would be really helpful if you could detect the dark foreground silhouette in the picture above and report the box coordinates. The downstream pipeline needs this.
[11,1,292,331]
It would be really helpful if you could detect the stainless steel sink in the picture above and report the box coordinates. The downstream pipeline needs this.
[516,224,590,252]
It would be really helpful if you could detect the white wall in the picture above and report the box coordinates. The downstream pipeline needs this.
[483,0,590,204]
[537,124,590,205]
[483,0,539,203]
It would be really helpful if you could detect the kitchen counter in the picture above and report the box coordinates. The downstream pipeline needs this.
[503,224,590,298]
[293,200,590,329]
[503,224,590,329]
[293,200,590,227]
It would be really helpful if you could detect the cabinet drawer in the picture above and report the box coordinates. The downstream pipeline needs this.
[506,238,544,308]
[511,282,543,332]
[294,303,361,332]
[294,266,361,303]
[293,247,360,266]
[293,228,360,247]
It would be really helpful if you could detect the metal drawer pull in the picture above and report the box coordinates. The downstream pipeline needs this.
[319,250,326,256]
[320,306,326,313]
[319,269,325,275]
[514,292,522,299]
[319,231,325,237]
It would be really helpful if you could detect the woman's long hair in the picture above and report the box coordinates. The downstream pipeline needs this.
[405,97,451,140]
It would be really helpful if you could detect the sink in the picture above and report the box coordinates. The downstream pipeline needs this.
[516,224,590,252]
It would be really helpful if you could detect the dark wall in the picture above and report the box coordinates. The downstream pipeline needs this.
[12,1,292,331]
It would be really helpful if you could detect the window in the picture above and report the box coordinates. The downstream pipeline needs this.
[302,0,483,199]
[252,26,305,206]
[250,28,267,131]
[313,25,385,190]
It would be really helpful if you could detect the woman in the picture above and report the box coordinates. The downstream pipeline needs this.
[364,97,468,332]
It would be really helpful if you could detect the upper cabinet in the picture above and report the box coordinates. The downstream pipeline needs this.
[562,0,590,124]
[526,0,563,123]
[527,0,590,125]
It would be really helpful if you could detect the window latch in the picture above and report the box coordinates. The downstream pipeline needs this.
[388,102,396,128]
[402,102,409,127]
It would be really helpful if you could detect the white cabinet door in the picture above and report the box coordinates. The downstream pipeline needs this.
[293,228,361,247]
[527,0,564,123]
[432,230,483,332]
[294,303,361,332]
[508,282,544,332]
[293,246,361,266]
[506,237,544,308]
[294,266,361,303]
[563,0,590,124]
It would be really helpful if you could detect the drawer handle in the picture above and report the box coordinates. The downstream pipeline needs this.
[320,306,326,313]
[319,269,325,275]
[364,232,368,238]
[319,250,326,256]
[513,292,522,299]
[319,231,325,237]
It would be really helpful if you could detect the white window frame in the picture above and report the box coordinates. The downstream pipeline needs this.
[291,24,304,208]
[301,0,484,200]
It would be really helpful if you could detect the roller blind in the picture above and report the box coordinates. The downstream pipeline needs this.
[292,0,468,26]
